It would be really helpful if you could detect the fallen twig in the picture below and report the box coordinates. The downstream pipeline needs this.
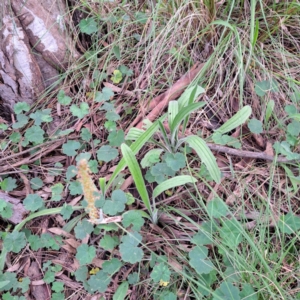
[206,143,295,163]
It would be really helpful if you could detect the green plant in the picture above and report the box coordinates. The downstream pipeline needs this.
[123,86,252,222]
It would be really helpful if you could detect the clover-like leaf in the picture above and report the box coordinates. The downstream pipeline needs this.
[111,69,123,84]
[239,283,258,300]
[219,219,243,248]
[285,104,298,116]
[149,163,175,183]
[79,18,98,34]
[30,177,43,190]
[95,87,114,102]
[119,231,144,263]
[102,102,115,112]
[99,235,119,251]
[278,212,300,234]
[68,181,83,195]
[214,281,240,300]
[70,103,89,119]
[0,200,13,219]
[191,231,213,246]
[51,183,64,201]
[248,118,263,134]
[212,132,241,149]
[14,102,30,114]
[12,114,29,129]
[141,149,163,168]
[87,270,110,293]
[102,258,122,275]
[61,204,73,220]
[164,152,186,171]
[207,198,229,218]
[121,231,142,247]
[9,132,21,143]
[23,194,43,212]
[57,90,72,105]
[0,124,8,131]
[1,177,17,192]
[96,145,118,162]
[76,244,96,265]
[66,165,77,181]
[119,244,143,264]
[30,109,53,126]
[103,189,127,215]
[3,231,27,253]
[108,130,124,147]
[287,120,300,137]
[28,235,41,250]
[255,79,279,97]
[62,140,81,156]
[52,282,64,293]
[122,210,145,231]
[24,125,45,144]
[105,111,121,121]
[74,266,88,282]
[150,263,171,283]
[74,219,94,240]
[119,65,133,76]
[75,152,92,163]
[80,128,92,141]
[0,272,18,292]
[104,120,117,132]
[189,246,214,274]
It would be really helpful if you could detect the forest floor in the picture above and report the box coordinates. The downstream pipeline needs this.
[0,1,300,300]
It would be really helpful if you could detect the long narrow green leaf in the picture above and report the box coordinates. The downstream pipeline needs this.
[15,206,83,232]
[186,135,221,183]
[153,175,197,199]
[215,105,252,134]
[113,281,129,300]
[125,128,145,141]
[121,144,152,216]
[170,102,206,134]
[178,85,205,109]
[182,85,201,133]
[158,120,171,151]
[168,101,178,129]
[107,115,166,190]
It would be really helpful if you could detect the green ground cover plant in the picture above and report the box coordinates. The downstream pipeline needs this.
[0,0,300,299]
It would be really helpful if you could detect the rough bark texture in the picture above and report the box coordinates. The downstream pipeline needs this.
[0,0,80,117]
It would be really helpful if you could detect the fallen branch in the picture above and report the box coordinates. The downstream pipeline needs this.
[206,143,294,163]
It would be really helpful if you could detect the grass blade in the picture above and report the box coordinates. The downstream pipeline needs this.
[186,135,221,183]
[153,175,197,199]
[121,144,152,216]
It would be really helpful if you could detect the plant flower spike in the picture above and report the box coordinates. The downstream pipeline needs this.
[77,159,122,224]
[77,159,100,223]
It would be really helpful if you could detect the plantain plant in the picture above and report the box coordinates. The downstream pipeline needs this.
[123,85,252,223]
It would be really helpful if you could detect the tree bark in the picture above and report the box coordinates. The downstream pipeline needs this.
[0,0,80,117]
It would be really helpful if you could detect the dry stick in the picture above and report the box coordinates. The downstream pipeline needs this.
[130,62,205,129]
[206,143,295,163]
